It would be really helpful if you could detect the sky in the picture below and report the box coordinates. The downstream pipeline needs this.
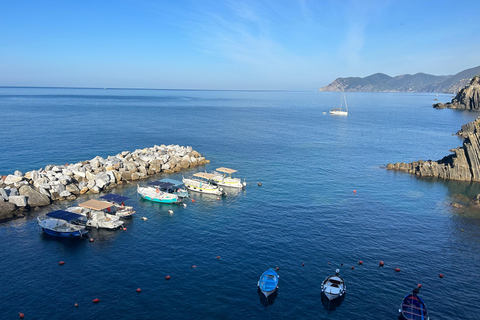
[1,0,479,90]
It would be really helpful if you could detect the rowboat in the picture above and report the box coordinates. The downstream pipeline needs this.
[37,210,88,238]
[182,172,226,196]
[257,268,279,298]
[100,194,135,218]
[398,287,429,320]
[321,269,346,301]
[137,184,182,204]
[211,167,246,189]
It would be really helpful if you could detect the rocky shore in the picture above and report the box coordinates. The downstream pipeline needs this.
[387,75,480,181]
[0,145,208,222]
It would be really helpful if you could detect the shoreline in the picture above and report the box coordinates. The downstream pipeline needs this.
[0,144,208,222]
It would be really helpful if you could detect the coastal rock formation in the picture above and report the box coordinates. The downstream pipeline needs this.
[0,144,208,222]
[387,116,480,181]
[433,75,480,109]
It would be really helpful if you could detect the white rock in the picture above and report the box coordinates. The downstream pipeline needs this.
[59,190,71,198]
[87,180,96,189]
[14,170,23,177]
[0,188,8,201]
[4,175,23,185]
[9,195,27,207]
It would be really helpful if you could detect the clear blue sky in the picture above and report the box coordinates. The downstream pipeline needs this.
[1,0,479,90]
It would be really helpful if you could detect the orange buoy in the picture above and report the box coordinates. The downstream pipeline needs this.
[358,260,363,265]
[394,268,401,272]
[192,199,195,203]
[123,227,127,231]
[353,190,356,193]
[439,273,444,278]
[136,288,141,293]
[417,284,422,288]
[191,265,197,268]
[276,267,279,271]
[92,298,100,303]
[379,261,385,267]
[216,256,220,259]
[74,303,79,307]
[19,312,25,319]
[59,261,65,265]
[351,266,355,270]
[89,238,94,242]
[165,275,171,280]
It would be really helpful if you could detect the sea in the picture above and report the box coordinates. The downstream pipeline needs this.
[1,87,480,319]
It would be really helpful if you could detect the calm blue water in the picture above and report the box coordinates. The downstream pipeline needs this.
[1,88,480,319]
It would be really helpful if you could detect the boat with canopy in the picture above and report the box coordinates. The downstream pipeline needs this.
[37,210,88,238]
[67,199,124,229]
[211,167,246,189]
[147,178,190,198]
[100,194,135,218]
[182,172,226,196]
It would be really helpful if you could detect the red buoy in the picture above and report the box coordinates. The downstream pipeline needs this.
[59,261,65,265]
[439,273,444,278]
[192,199,195,203]
[417,284,422,288]
[276,267,279,271]
[191,265,197,268]
[92,298,100,303]
[19,312,25,319]
[358,261,363,265]
[123,227,127,231]
[216,256,221,259]
[394,268,401,272]
[136,288,141,293]
[351,266,355,270]
[302,263,305,266]
[74,303,79,307]
[165,275,171,280]
[379,261,385,267]
[89,238,94,242]
[353,190,356,193]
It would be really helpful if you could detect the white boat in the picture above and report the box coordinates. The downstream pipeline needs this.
[100,194,135,218]
[321,269,346,301]
[67,199,124,229]
[211,167,246,189]
[329,89,348,116]
[137,184,182,204]
[182,172,226,196]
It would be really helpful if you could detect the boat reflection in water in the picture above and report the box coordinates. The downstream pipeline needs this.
[257,287,278,307]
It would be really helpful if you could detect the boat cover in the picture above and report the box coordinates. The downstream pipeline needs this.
[100,194,130,203]
[148,181,174,189]
[79,199,113,211]
[159,178,184,187]
[193,172,216,179]
[47,210,84,221]
[216,167,237,174]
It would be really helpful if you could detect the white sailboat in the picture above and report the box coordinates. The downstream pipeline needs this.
[329,89,348,116]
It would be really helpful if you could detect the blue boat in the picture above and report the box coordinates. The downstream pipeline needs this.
[398,287,429,320]
[258,269,279,297]
[37,210,88,238]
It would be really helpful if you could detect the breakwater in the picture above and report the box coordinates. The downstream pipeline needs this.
[0,144,208,221]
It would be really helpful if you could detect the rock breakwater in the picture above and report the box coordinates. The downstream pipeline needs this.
[0,145,208,221]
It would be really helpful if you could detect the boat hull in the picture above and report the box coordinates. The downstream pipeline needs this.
[398,293,429,320]
[141,194,181,203]
[137,186,181,204]
[258,269,279,298]
[41,227,88,238]
[329,110,348,116]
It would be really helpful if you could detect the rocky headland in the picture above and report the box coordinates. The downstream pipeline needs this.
[0,144,208,222]
[387,75,480,181]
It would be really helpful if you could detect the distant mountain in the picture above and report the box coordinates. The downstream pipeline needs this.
[318,65,480,93]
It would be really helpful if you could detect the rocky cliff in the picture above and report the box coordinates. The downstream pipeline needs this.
[433,75,480,109]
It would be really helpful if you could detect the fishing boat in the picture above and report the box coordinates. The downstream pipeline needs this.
[37,210,88,238]
[329,89,348,116]
[137,184,182,204]
[100,194,135,218]
[398,287,429,320]
[211,167,246,189]
[67,200,124,229]
[321,269,346,301]
[257,268,279,298]
[153,178,190,198]
[182,172,226,196]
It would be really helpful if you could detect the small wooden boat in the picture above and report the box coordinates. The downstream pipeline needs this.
[321,269,346,301]
[257,268,279,298]
[37,210,88,238]
[398,287,429,320]
[100,194,135,218]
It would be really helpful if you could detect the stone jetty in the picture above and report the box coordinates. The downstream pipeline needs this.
[387,75,480,181]
[0,144,208,221]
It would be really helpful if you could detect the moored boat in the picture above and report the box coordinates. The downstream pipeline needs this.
[67,200,124,229]
[100,194,136,218]
[137,184,182,204]
[257,268,279,298]
[329,89,348,116]
[321,269,346,301]
[182,172,226,196]
[398,286,429,320]
[152,178,190,198]
[211,167,246,189]
[37,210,88,238]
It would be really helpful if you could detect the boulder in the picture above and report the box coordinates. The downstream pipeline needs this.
[0,201,17,221]
[9,195,27,207]
[4,175,23,185]
[59,190,72,198]
[0,188,8,201]
[14,170,23,177]
[66,183,80,195]
[19,185,50,207]
[80,186,89,194]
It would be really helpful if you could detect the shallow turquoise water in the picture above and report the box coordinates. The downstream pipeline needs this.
[1,88,480,319]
